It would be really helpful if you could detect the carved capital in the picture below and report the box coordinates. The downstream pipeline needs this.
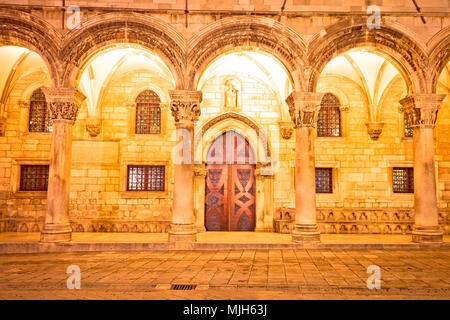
[285,92,324,128]
[366,122,385,141]
[41,88,86,122]
[169,90,202,126]
[399,94,446,129]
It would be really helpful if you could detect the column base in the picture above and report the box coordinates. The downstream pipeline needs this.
[292,224,320,243]
[168,224,197,243]
[40,223,72,242]
[412,225,443,243]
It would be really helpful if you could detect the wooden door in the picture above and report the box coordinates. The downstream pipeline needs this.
[205,131,256,231]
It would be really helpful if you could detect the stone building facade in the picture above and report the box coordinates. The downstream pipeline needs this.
[0,0,449,243]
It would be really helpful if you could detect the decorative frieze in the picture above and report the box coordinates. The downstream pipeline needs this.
[169,90,202,125]
[399,94,446,129]
[285,92,324,128]
[41,88,86,122]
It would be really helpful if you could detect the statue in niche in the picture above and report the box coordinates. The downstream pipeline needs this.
[224,80,239,109]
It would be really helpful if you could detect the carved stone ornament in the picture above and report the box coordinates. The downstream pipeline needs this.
[193,164,207,177]
[399,94,446,129]
[279,121,294,139]
[169,90,202,125]
[0,119,5,137]
[366,121,385,141]
[41,88,86,122]
[86,124,101,137]
[285,92,324,128]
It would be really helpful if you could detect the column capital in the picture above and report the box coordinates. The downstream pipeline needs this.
[399,93,446,129]
[169,90,202,126]
[285,92,324,128]
[41,87,86,122]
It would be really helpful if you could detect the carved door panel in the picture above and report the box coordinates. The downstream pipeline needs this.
[205,165,228,231]
[205,131,256,231]
[229,165,256,231]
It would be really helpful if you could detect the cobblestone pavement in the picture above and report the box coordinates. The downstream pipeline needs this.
[0,249,449,299]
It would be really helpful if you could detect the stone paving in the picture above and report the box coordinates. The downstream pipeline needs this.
[0,249,449,299]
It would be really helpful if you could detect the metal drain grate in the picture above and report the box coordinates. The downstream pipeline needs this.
[171,284,197,290]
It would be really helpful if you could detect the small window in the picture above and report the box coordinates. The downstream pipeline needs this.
[29,88,52,133]
[404,113,413,137]
[127,165,165,191]
[135,90,161,134]
[315,168,333,193]
[317,93,341,137]
[393,167,414,193]
[20,165,49,191]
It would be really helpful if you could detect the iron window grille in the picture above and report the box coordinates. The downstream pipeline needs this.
[393,167,414,193]
[315,168,333,193]
[29,88,52,133]
[127,165,165,191]
[135,90,162,134]
[20,165,49,191]
[317,93,341,137]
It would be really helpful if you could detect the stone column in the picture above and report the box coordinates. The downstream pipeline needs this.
[193,163,207,232]
[400,93,446,243]
[168,90,202,243]
[286,92,324,242]
[40,88,86,242]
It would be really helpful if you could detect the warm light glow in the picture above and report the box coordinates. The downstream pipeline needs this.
[0,46,49,111]
[78,46,175,117]
[198,50,293,107]
[320,51,402,108]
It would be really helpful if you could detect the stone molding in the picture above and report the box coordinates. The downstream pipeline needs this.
[285,92,324,128]
[399,94,446,129]
[169,90,202,125]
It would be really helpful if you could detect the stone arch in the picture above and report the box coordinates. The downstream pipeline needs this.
[187,16,307,91]
[307,17,428,94]
[60,12,186,89]
[195,112,271,165]
[0,9,61,86]
[428,26,450,93]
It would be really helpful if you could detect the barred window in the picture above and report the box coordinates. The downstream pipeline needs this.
[29,88,52,133]
[393,167,414,193]
[317,93,341,137]
[127,165,165,191]
[315,168,333,193]
[135,90,161,134]
[20,165,49,191]
[404,113,413,137]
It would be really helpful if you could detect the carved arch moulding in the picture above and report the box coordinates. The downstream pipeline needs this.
[60,13,187,89]
[306,18,429,95]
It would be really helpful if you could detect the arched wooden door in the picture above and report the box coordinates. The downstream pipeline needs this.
[205,131,256,231]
